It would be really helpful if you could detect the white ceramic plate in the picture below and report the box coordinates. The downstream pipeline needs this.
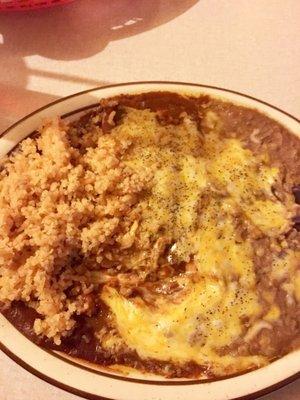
[0,82,299,400]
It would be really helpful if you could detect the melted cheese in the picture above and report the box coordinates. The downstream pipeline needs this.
[271,250,300,304]
[116,110,207,263]
[192,200,255,283]
[100,108,295,375]
[102,282,266,374]
[264,305,280,322]
[271,250,300,281]
[205,137,288,235]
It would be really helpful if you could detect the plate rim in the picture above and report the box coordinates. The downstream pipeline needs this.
[1,81,299,139]
[1,339,299,400]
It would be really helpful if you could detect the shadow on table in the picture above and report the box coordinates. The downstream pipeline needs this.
[0,0,198,131]
[0,0,198,60]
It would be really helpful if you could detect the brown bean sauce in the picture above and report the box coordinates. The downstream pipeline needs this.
[2,301,211,378]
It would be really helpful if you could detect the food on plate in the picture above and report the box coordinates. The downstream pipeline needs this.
[0,92,299,378]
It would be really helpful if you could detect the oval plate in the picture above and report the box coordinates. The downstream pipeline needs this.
[0,82,299,400]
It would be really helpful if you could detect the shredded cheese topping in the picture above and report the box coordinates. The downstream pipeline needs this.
[98,108,296,375]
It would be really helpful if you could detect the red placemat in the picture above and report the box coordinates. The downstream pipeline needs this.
[0,0,74,11]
